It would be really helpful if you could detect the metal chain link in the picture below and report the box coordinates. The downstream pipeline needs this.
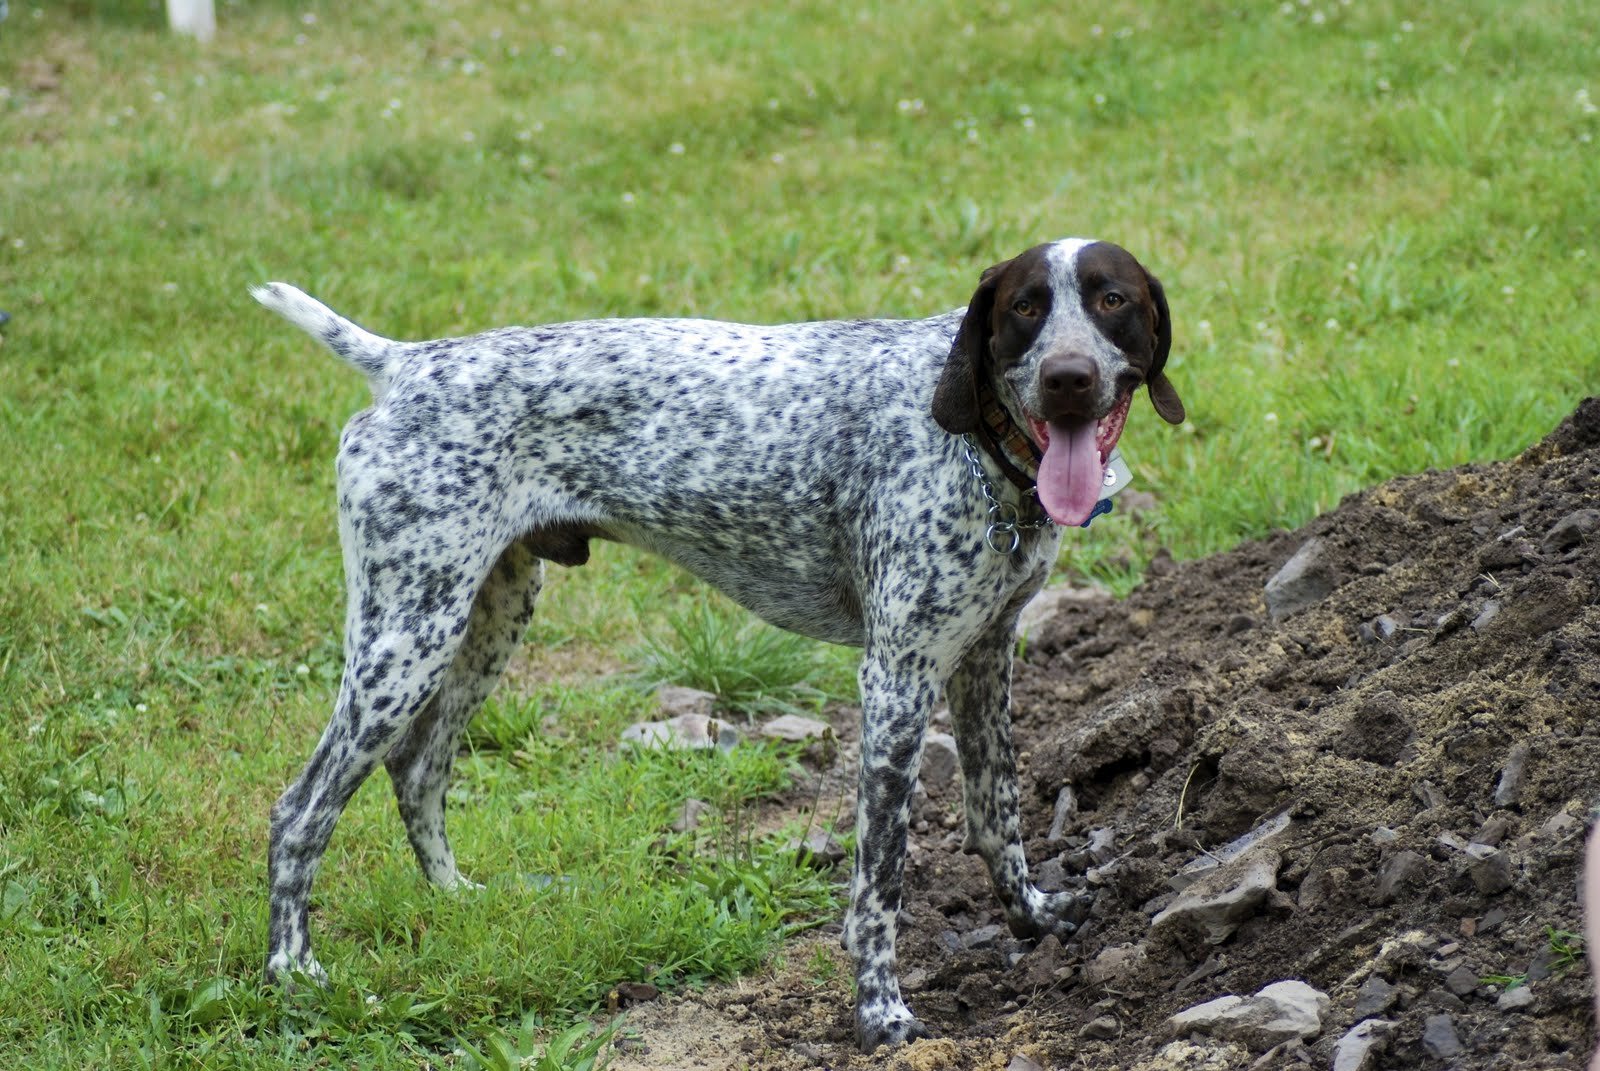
[962,436,1057,555]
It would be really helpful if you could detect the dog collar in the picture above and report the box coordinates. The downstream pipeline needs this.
[972,377,1044,493]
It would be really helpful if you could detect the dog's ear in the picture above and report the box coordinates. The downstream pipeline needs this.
[932,260,1010,435]
[1143,268,1186,425]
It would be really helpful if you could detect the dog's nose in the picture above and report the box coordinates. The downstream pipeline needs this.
[1039,355,1098,408]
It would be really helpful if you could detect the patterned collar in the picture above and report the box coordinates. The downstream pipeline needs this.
[971,376,1043,494]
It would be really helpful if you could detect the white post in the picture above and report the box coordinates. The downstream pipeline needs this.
[166,0,215,43]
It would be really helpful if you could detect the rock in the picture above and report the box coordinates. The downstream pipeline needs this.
[1351,976,1398,1019]
[655,684,717,718]
[1046,784,1078,841]
[1079,1015,1121,1040]
[1034,856,1069,891]
[1010,934,1067,990]
[1081,942,1147,987]
[1493,741,1530,808]
[1170,812,1293,891]
[1164,979,1329,1049]
[1465,844,1515,895]
[671,798,713,832]
[1421,1014,1462,1059]
[1414,780,1447,810]
[787,829,845,869]
[621,712,739,751]
[613,980,660,1005]
[1470,599,1501,630]
[1443,964,1478,997]
[1070,827,1118,869]
[1045,687,1184,783]
[1542,508,1600,550]
[918,732,961,796]
[1375,850,1425,904]
[962,923,1006,951]
[1152,848,1280,944]
[1331,1019,1396,1071]
[1541,811,1582,840]
[1264,537,1338,622]
[1471,815,1511,847]
[1005,1055,1045,1071]
[1497,984,1535,1010]
[1017,582,1108,636]
[757,714,833,743]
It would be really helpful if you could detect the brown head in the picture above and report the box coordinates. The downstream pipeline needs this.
[931,239,1185,525]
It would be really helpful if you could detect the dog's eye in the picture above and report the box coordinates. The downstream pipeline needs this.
[1103,292,1125,310]
[1012,299,1036,317]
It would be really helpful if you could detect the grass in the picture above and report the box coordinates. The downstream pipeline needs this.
[2,0,1598,1065]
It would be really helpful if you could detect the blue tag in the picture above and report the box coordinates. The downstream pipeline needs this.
[1079,498,1114,528]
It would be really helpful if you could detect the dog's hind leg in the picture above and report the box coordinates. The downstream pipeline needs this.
[384,540,544,890]
[266,443,509,983]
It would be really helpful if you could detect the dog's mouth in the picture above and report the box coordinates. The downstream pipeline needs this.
[1026,391,1132,526]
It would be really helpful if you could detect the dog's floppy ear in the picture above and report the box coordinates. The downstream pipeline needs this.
[1143,268,1186,425]
[932,259,1010,435]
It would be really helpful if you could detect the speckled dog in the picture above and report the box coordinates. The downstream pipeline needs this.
[254,237,1185,1051]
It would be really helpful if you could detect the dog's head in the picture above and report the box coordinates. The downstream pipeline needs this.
[932,239,1185,526]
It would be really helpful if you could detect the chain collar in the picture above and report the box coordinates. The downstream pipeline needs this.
[962,435,1057,554]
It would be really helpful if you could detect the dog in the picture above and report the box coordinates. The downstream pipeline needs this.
[254,237,1185,1051]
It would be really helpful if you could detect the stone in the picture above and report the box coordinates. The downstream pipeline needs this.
[1465,844,1515,895]
[621,712,739,751]
[1078,1015,1121,1040]
[1443,964,1478,997]
[1081,942,1147,987]
[670,798,713,832]
[1542,508,1600,550]
[1170,812,1293,891]
[1017,582,1109,636]
[1471,815,1511,847]
[1421,1014,1462,1059]
[1497,984,1535,1010]
[1010,934,1067,991]
[757,714,833,743]
[1005,1055,1045,1071]
[613,981,660,1005]
[1493,741,1530,808]
[787,829,846,869]
[1375,850,1425,904]
[962,923,1006,951]
[1046,784,1078,841]
[1152,848,1280,944]
[1352,976,1398,1019]
[655,684,717,718]
[918,732,961,796]
[1164,979,1329,1049]
[1331,1019,1396,1071]
[1264,537,1338,622]
[1470,599,1501,630]
[1541,811,1583,840]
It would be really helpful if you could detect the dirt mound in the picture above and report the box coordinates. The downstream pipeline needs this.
[618,400,1600,1070]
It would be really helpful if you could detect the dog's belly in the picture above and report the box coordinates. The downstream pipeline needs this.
[614,526,866,647]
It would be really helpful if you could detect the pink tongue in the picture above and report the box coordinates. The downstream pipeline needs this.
[1037,419,1103,526]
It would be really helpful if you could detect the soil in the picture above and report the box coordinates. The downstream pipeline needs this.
[607,400,1600,1071]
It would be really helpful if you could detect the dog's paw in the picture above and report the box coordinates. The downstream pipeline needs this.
[265,951,328,989]
[855,1007,932,1053]
[1006,888,1093,941]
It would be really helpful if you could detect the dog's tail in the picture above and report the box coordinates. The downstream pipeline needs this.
[251,283,398,390]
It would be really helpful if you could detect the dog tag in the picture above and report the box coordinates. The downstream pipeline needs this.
[1077,449,1131,528]
[1101,448,1131,499]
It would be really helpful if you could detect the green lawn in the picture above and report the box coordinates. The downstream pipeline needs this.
[2,0,1597,1066]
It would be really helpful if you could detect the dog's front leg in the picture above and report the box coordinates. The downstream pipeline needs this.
[948,618,1090,941]
[845,650,939,1052]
